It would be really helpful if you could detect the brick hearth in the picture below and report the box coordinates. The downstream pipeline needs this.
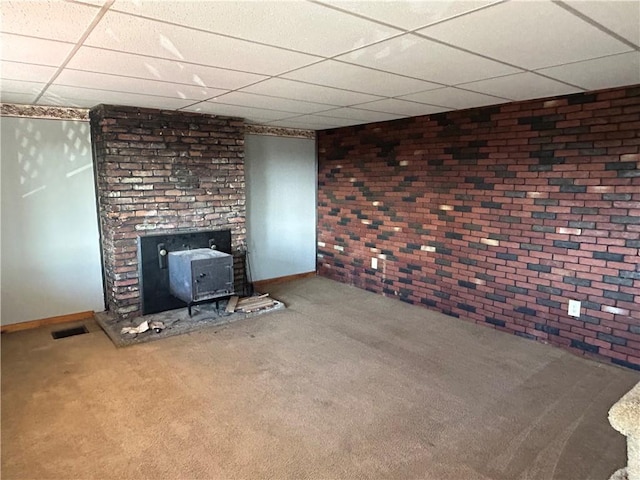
[90,105,245,319]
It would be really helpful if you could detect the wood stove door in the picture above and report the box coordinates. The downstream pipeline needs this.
[192,259,233,301]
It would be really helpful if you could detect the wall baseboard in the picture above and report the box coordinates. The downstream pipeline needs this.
[253,271,316,291]
[1,311,95,334]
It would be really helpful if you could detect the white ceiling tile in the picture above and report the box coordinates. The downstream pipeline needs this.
[460,72,583,101]
[84,11,320,75]
[39,85,194,110]
[111,0,400,57]
[318,0,500,31]
[53,70,228,101]
[211,92,331,114]
[240,78,382,106]
[0,33,74,66]
[0,0,100,43]
[420,1,631,70]
[0,79,44,104]
[398,87,509,109]
[66,47,267,90]
[313,107,404,123]
[354,98,449,116]
[73,0,107,5]
[184,103,295,122]
[283,60,441,96]
[266,119,329,130]
[337,34,521,85]
[1,61,57,83]
[537,52,640,91]
[0,91,40,104]
[3,1,638,116]
[1,79,45,95]
[563,0,640,47]
[277,115,366,128]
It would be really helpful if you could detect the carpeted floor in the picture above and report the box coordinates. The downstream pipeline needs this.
[2,276,638,479]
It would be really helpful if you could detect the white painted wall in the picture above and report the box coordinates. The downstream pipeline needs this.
[1,116,104,325]
[245,134,316,282]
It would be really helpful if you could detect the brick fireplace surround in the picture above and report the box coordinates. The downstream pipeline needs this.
[90,105,245,319]
[317,85,640,370]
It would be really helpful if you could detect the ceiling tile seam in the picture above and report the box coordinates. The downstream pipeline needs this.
[311,106,403,119]
[3,62,326,115]
[311,112,402,123]
[237,77,391,101]
[329,57,552,94]
[326,59,448,87]
[303,26,534,89]
[177,57,396,113]
[64,0,105,8]
[265,76,440,101]
[309,0,507,37]
[403,0,507,34]
[452,81,552,102]
[108,4,468,62]
[411,31,590,91]
[265,119,368,128]
[33,0,115,103]
[391,92,507,110]
[208,90,351,109]
[58,46,326,113]
[250,58,443,106]
[350,97,448,111]
[528,71,588,92]
[0,31,75,46]
[354,100,444,117]
[74,44,296,80]
[441,86,515,103]
[287,0,512,73]
[57,67,235,93]
[292,114,358,124]
[40,81,219,104]
[533,50,639,72]
[554,0,640,51]
[412,31,530,75]
[177,66,335,111]
[262,113,309,122]
[185,99,316,117]
[106,9,331,59]
[175,58,333,112]
[305,0,414,32]
[214,82,386,105]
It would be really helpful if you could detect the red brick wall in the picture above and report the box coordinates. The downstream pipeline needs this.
[317,85,640,370]
[90,105,245,318]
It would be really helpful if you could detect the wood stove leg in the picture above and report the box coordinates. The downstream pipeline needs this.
[188,303,193,317]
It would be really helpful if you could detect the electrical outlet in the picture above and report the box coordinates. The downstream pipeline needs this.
[568,300,581,317]
[371,257,378,269]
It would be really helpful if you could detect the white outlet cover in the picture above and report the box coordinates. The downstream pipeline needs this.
[371,257,378,269]
[568,300,581,317]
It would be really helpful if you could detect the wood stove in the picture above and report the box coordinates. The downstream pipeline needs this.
[137,230,234,315]
[168,248,234,315]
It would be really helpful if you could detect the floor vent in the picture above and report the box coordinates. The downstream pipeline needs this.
[51,325,89,339]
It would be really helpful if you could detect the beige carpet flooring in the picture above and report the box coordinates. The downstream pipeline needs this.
[2,276,638,479]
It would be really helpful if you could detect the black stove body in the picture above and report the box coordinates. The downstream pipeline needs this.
[137,230,232,315]
[168,248,234,314]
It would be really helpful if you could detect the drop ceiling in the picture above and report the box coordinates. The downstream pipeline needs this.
[1,0,639,130]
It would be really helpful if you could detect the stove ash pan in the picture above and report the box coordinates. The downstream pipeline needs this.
[168,248,234,305]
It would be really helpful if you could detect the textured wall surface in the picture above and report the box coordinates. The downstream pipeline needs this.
[317,85,640,370]
[1,117,103,324]
[90,105,245,318]
[245,134,317,282]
